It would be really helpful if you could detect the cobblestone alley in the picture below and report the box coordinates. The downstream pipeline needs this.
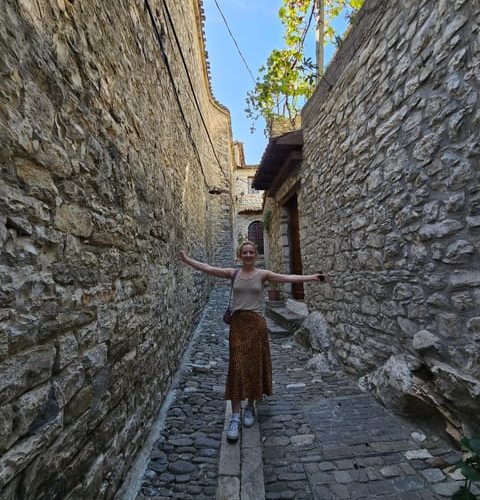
[122,285,470,500]
[1,1,479,498]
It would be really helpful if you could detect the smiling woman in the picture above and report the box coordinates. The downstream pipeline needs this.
[176,242,327,442]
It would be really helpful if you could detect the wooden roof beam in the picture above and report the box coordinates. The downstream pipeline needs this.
[268,150,303,196]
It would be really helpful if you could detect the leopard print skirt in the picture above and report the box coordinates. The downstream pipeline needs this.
[224,310,273,401]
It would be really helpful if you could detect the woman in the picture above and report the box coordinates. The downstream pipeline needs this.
[177,241,326,442]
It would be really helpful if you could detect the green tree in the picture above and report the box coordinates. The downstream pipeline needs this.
[246,0,364,134]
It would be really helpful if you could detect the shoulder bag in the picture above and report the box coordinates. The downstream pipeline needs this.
[223,269,240,324]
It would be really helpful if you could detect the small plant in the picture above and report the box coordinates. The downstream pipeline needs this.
[237,233,246,246]
[452,435,480,499]
[263,210,272,232]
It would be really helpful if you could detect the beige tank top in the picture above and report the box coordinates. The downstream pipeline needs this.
[231,269,265,316]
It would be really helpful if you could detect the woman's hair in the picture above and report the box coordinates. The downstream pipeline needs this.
[237,240,258,257]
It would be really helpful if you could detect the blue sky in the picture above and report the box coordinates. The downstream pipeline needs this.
[203,0,348,165]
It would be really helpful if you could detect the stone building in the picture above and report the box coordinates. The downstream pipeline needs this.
[232,142,264,262]
[255,130,303,299]
[0,0,235,498]
[256,0,480,437]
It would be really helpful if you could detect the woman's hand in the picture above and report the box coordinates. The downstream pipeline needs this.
[312,272,330,282]
[176,250,188,263]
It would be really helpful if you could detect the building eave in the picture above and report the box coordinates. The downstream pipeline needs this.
[253,129,303,192]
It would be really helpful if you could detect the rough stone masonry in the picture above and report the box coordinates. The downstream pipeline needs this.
[301,0,480,437]
[0,0,234,498]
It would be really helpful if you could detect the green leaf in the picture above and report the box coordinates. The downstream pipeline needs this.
[350,0,364,8]
[469,436,480,454]
[246,0,365,133]
[461,435,480,454]
[465,457,480,469]
[452,487,477,500]
[461,437,473,451]
[461,464,480,482]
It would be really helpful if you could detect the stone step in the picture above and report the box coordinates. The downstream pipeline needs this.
[266,317,290,338]
[266,299,285,308]
[216,403,265,500]
[265,305,305,333]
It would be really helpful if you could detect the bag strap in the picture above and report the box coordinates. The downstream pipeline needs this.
[227,269,240,308]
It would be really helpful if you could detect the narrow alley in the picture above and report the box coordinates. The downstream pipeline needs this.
[121,285,231,499]
[1,0,478,498]
[122,285,467,499]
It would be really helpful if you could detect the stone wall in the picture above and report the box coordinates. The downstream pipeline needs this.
[301,0,480,434]
[233,165,263,253]
[0,0,234,498]
[263,170,301,296]
[234,167,262,213]
[263,197,283,291]
[235,212,262,244]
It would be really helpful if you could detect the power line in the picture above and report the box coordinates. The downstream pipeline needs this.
[159,0,231,185]
[143,0,209,188]
[143,0,230,187]
[213,0,257,84]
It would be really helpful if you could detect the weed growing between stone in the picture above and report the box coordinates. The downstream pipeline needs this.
[452,435,480,499]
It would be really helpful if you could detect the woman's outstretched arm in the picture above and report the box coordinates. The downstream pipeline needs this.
[262,270,329,284]
[177,250,234,279]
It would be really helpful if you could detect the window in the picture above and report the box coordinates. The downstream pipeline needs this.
[247,177,260,194]
[248,221,264,255]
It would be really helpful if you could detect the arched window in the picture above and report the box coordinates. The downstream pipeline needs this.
[248,221,264,255]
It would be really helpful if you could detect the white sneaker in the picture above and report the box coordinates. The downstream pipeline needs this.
[227,417,240,442]
[243,406,254,428]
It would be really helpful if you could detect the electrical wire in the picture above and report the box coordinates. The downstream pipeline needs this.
[213,0,257,84]
[143,0,209,188]
[144,0,230,187]
[161,0,232,186]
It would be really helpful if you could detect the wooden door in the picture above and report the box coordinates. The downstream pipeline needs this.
[288,195,304,299]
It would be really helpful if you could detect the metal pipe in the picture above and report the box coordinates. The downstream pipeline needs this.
[315,0,324,80]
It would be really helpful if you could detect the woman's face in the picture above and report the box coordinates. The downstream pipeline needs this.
[240,244,257,264]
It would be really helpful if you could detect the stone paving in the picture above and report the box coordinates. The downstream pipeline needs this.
[130,285,467,499]
[259,336,465,500]
[134,285,231,500]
